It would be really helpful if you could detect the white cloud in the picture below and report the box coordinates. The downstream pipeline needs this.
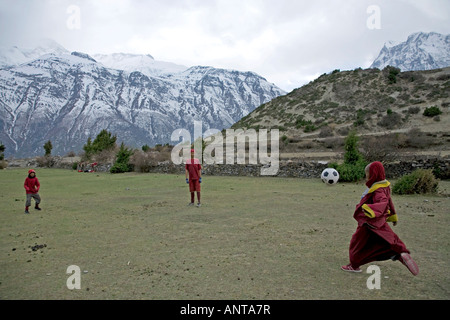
[0,0,449,92]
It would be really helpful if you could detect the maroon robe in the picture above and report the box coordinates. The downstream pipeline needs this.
[348,162,409,268]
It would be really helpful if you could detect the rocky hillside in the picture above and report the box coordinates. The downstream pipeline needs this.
[232,66,450,156]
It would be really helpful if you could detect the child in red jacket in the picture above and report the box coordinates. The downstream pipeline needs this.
[341,161,419,276]
[24,169,41,214]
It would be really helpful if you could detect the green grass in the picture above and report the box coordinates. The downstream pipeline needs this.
[0,168,449,300]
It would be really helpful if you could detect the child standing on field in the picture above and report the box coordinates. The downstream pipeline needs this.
[24,169,42,214]
[185,149,202,207]
[341,161,419,276]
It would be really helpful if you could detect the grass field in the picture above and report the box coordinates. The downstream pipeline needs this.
[0,168,449,300]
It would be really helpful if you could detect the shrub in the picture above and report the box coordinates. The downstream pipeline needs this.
[0,160,7,169]
[319,126,333,138]
[304,124,317,132]
[295,116,312,129]
[110,162,132,174]
[130,151,153,173]
[407,106,420,114]
[334,160,368,182]
[322,137,344,150]
[423,106,442,117]
[404,128,434,149]
[392,169,438,195]
[332,130,368,182]
[384,66,400,84]
[130,150,171,172]
[377,112,402,128]
[353,109,369,127]
[361,134,400,162]
[110,143,134,174]
[36,155,56,168]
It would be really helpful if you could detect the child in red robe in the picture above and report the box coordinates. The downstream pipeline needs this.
[24,169,42,214]
[185,149,202,207]
[341,161,419,275]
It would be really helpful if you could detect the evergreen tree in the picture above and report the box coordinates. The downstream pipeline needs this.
[83,137,94,159]
[343,130,362,165]
[83,129,117,160]
[110,142,134,173]
[331,130,367,182]
[0,142,5,161]
[92,129,117,152]
[44,140,53,156]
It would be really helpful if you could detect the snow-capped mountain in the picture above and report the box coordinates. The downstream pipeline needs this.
[370,32,450,71]
[93,53,188,78]
[0,43,285,158]
[0,38,69,67]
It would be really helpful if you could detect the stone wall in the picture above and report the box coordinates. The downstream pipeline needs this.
[384,158,450,179]
[138,158,450,179]
[6,156,450,179]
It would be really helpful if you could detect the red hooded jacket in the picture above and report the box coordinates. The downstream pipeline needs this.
[24,170,40,194]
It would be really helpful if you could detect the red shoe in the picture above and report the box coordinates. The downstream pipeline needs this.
[341,264,362,273]
[399,253,419,276]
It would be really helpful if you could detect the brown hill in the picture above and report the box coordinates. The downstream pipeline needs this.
[232,66,450,161]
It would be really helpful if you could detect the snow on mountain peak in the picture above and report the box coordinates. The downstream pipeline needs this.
[384,40,399,49]
[0,40,186,77]
[0,38,69,67]
[0,39,285,158]
[370,31,450,71]
[92,52,188,77]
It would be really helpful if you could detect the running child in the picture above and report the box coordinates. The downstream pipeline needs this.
[341,161,419,275]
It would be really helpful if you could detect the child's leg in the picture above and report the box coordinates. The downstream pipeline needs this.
[34,194,41,209]
[25,194,32,213]
[191,192,195,203]
[34,194,41,204]
[195,180,201,203]
[26,194,32,208]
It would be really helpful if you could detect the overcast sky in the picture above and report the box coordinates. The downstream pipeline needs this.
[0,0,449,92]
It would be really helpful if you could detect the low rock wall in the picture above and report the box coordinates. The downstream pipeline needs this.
[6,156,450,179]
[135,158,450,179]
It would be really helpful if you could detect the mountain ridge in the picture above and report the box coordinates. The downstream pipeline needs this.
[370,31,450,71]
[0,43,285,158]
[232,66,450,143]
[230,31,450,156]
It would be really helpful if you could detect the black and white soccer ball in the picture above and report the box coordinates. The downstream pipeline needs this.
[321,168,339,185]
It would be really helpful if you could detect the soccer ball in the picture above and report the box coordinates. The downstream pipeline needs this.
[321,168,339,185]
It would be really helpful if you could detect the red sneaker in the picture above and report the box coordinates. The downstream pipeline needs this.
[341,264,362,273]
[399,253,419,276]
